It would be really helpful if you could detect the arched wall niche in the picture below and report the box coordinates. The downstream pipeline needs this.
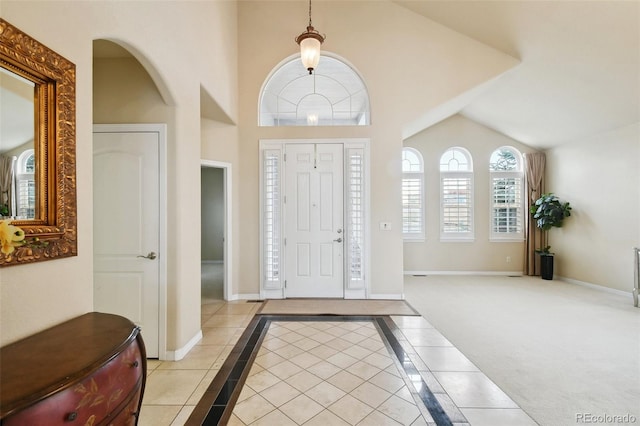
[93,38,175,107]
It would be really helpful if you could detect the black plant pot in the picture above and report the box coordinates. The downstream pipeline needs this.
[540,254,554,280]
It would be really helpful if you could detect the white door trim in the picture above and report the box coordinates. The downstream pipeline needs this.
[259,138,371,299]
[93,123,168,360]
[201,160,232,301]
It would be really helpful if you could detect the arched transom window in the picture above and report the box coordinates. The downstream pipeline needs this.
[259,55,370,127]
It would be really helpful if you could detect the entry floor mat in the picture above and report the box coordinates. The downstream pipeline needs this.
[186,315,458,425]
[258,300,419,316]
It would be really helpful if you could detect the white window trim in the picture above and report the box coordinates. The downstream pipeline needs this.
[259,139,371,299]
[402,147,425,241]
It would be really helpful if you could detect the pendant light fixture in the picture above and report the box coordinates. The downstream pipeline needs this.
[295,0,325,74]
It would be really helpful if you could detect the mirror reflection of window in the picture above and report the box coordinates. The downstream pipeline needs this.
[0,66,35,219]
[16,149,35,219]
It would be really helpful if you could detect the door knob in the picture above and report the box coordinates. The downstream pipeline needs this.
[333,238,343,243]
[137,252,157,260]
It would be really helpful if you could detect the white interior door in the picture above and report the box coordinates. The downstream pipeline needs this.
[93,129,160,357]
[284,144,344,298]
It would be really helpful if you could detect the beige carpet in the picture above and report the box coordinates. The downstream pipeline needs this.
[259,299,419,316]
[404,275,640,426]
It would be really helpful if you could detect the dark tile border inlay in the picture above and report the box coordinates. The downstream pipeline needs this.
[377,317,453,426]
[187,315,453,426]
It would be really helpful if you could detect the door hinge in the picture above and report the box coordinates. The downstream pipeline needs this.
[284,195,287,204]
[284,153,287,162]
[284,238,287,246]
[284,280,287,288]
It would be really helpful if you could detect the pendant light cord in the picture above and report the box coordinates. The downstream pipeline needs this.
[308,0,313,27]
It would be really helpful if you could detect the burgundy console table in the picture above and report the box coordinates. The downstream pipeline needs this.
[0,312,146,425]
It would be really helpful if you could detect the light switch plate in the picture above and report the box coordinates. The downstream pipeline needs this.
[379,222,391,231]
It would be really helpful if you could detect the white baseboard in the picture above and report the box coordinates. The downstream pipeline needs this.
[230,293,262,301]
[557,276,632,297]
[344,288,367,299]
[240,292,404,300]
[260,289,283,300]
[369,293,404,300]
[404,270,523,276]
[404,271,632,298]
[165,330,203,361]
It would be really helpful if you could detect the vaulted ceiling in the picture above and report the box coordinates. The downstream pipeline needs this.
[395,0,639,149]
[91,1,639,151]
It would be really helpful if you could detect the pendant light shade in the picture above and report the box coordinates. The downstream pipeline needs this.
[295,0,325,74]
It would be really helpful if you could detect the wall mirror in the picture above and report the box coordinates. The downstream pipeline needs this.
[0,18,77,266]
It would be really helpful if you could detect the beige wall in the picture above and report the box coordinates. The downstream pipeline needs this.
[236,1,518,297]
[2,140,33,159]
[1,2,95,345]
[403,115,537,273]
[546,123,640,292]
[93,57,172,124]
[1,1,238,350]
[9,0,628,349]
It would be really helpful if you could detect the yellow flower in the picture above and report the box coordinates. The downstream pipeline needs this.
[0,220,25,255]
[11,226,25,242]
[0,222,15,255]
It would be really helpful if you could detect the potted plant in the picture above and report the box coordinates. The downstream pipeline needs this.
[530,193,572,280]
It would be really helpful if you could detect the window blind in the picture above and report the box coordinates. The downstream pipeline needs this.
[347,149,364,284]
[263,150,281,283]
[442,177,472,234]
[402,178,423,234]
[491,176,523,235]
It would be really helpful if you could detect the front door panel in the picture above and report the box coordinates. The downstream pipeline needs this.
[284,144,344,298]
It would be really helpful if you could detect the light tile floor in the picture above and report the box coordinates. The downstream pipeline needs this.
[140,299,261,426]
[139,301,538,426]
[229,320,432,425]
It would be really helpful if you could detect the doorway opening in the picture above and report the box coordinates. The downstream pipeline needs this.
[201,160,232,303]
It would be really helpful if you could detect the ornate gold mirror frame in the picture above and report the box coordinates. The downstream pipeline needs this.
[0,19,77,266]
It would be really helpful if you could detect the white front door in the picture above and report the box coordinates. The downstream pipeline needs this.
[284,143,344,298]
[93,129,160,357]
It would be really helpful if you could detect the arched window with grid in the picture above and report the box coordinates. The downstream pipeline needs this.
[489,146,524,240]
[402,148,425,240]
[259,55,370,127]
[440,147,474,240]
[15,149,35,219]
